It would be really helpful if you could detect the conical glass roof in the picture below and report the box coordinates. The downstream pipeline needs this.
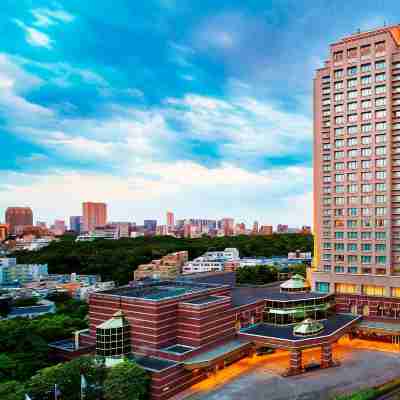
[293,318,324,336]
[280,274,310,290]
[97,310,129,330]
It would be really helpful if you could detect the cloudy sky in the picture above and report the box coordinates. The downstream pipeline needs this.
[1,0,399,227]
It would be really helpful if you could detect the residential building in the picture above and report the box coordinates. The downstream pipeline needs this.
[51,220,66,236]
[288,251,312,262]
[277,224,289,233]
[69,216,82,233]
[5,207,33,235]
[0,258,48,285]
[82,202,107,232]
[0,224,9,241]
[311,25,400,317]
[219,218,235,236]
[259,225,273,235]
[252,221,259,234]
[15,237,55,251]
[134,251,188,280]
[166,211,174,228]
[144,219,157,233]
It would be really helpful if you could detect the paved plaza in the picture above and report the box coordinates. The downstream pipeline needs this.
[175,344,400,400]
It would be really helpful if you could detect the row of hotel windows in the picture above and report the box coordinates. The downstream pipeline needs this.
[330,149,386,160]
[323,243,386,251]
[332,42,386,63]
[327,123,389,138]
[323,184,387,194]
[332,231,386,239]
[330,135,387,146]
[322,219,387,228]
[327,184,387,194]
[333,111,387,124]
[323,154,389,164]
[325,98,388,114]
[322,196,392,206]
[323,207,388,216]
[327,84,387,101]
[315,283,400,298]
[328,169,388,179]
[322,254,387,263]
[332,60,387,75]
[321,266,386,274]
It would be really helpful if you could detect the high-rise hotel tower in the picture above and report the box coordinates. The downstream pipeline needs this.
[311,26,400,317]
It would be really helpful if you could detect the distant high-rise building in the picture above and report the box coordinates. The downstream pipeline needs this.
[51,220,66,236]
[166,211,174,228]
[0,224,9,241]
[144,219,157,233]
[252,221,259,234]
[70,216,82,233]
[259,225,273,235]
[82,202,107,232]
[5,207,33,235]
[277,224,289,233]
[219,218,235,236]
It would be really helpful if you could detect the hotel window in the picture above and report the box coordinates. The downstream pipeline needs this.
[335,93,344,102]
[348,255,358,263]
[375,97,386,107]
[375,85,386,94]
[348,114,357,123]
[335,151,344,160]
[335,81,343,90]
[322,88,331,95]
[361,255,372,263]
[316,282,330,293]
[375,218,386,227]
[347,207,358,216]
[335,104,344,113]
[322,253,332,261]
[348,266,358,274]
[376,195,386,203]
[394,219,400,226]
[375,134,386,143]
[323,164,331,172]
[347,66,357,76]
[335,243,345,251]
[361,231,372,240]
[362,184,372,192]
[335,266,345,273]
[323,208,331,216]
[335,139,344,148]
[335,231,344,239]
[361,136,371,145]
[347,138,357,146]
[362,208,372,216]
[323,242,332,249]
[335,174,345,182]
[335,283,356,294]
[322,110,331,117]
[362,285,384,296]
[323,176,331,183]
[335,127,344,136]
[347,153,357,162]
[323,265,332,272]
[361,123,372,133]
[392,288,400,298]
[347,220,357,228]
[376,232,386,240]
[323,154,331,161]
[348,196,358,204]
[335,185,345,193]
[323,143,331,150]
[334,253,345,262]
[334,52,344,62]
[375,41,385,53]
[375,73,386,82]
[361,75,372,85]
[375,60,386,70]
[376,109,386,119]
[375,171,386,180]
[376,158,386,168]
[347,231,358,239]
[376,256,387,265]
[362,196,372,204]
[362,160,371,169]
[347,78,357,88]
[375,244,386,252]
[348,184,358,193]
[362,111,372,120]
[335,116,345,124]
[361,63,372,72]
[334,69,343,79]
[376,146,386,156]
[362,172,372,180]
[361,87,372,96]
[335,197,345,205]
[347,47,357,59]
[361,99,371,109]
[362,219,372,227]
[348,173,357,181]
[323,198,331,205]
[347,90,357,99]
[361,148,372,157]
[348,102,357,112]
[347,243,357,251]
[335,162,345,170]
[348,125,358,134]
[376,183,386,191]
[376,207,386,216]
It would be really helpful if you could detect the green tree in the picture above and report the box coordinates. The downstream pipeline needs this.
[0,380,25,400]
[103,361,149,400]
[0,354,17,382]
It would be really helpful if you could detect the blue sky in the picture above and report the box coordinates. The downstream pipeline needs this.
[0,0,399,226]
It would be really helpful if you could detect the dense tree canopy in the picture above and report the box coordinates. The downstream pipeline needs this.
[14,234,312,284]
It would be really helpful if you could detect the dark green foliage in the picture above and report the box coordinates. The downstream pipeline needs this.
[236,265,278,285]
[14,234,312,284]
[103,360,149,400]
[13,297,39,307]
[0,380,25,400]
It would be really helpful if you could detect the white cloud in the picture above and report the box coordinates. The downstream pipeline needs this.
[14,19,53,49]
[31,8,75,27]
[0,164,312,227]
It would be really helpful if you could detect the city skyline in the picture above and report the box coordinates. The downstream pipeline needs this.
[2,1,400,226]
